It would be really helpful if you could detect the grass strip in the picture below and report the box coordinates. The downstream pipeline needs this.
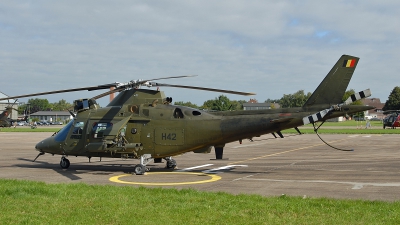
[0,127,60,132]
[282,128,400,134]
[1,179,399,224]
[303,121,384,127]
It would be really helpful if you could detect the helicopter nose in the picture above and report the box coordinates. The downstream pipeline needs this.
[35,137,53,151]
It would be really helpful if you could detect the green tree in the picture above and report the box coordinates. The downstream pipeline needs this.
[18,98,52,114]
[51,99,73,111]
[230,100,246,110]
[30,98,52,112]
[202,95,233,111]
[264,98,280,104]
[174,101,199,109]
[279,90,311,108]
[383,86,400,111]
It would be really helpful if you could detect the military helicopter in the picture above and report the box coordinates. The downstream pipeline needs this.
[0,100,18,127]
[383,110,400,129]
[0,55,374,175]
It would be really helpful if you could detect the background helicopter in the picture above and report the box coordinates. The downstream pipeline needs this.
[0,55,374,175]
[0,100,19,127]
[383,110,400,129]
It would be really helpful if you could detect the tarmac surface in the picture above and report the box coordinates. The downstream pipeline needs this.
[1,131,399,201]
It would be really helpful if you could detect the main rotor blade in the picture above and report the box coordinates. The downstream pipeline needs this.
[92,75,198,100]
[149,82,256,96]
[142,75,197,83]
[0,83,120,101]
[92,87,125,100]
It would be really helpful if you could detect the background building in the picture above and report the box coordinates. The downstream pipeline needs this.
[243,99,280,110]
[30,111,73,123]
[361,98,385,119]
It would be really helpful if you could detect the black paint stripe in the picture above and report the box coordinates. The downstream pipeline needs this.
[317,113,323,121]
[359,91,365,99]
[351,94,357,102]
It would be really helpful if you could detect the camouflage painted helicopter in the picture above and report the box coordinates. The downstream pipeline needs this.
[0,55,373,175]
[0,100,18,127]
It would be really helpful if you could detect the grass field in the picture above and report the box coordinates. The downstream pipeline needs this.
[283,128,400,134]
[305,120,384,127]
[283,120,400,134]
[0,127,60,132]
[1,121,399,224]
[1,179,399,224]
[1,121,398,134]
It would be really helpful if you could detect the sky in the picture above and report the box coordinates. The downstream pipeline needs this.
[1,1,399,107]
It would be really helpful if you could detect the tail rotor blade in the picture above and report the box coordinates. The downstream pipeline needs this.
[303,88,372,125]
[303,109,330,125]
[344,89,371,105]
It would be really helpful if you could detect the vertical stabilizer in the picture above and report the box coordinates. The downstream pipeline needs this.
[303,55,359,107]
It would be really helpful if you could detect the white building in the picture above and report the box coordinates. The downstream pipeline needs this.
[30,111,73,123]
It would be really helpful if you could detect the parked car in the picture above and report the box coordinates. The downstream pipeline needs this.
[353,116,365,121]
[39,121,50,125]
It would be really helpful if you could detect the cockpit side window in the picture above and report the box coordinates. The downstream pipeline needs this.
[92,122,113,138]
[173,108,184,119]
[71,121,85,139]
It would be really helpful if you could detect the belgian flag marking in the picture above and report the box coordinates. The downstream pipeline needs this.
[343,59,356,68]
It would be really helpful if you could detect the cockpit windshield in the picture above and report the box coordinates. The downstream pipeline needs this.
[54,120,74,142]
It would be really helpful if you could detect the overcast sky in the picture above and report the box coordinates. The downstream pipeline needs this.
[1,1,399,106]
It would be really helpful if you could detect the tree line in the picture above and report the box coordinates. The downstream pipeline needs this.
[17,87,400,114]
[18,99,73,115]
[176,89,364,110]
[383,86,400,111]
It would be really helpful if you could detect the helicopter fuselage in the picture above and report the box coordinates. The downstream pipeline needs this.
[35,89,373,161]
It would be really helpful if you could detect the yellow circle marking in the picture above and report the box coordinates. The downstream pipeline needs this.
[109,172,221,186]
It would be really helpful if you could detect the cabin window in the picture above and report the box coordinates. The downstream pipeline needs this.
[192,111,201,116]
[71,121,85,139]
[92,122,113,138]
